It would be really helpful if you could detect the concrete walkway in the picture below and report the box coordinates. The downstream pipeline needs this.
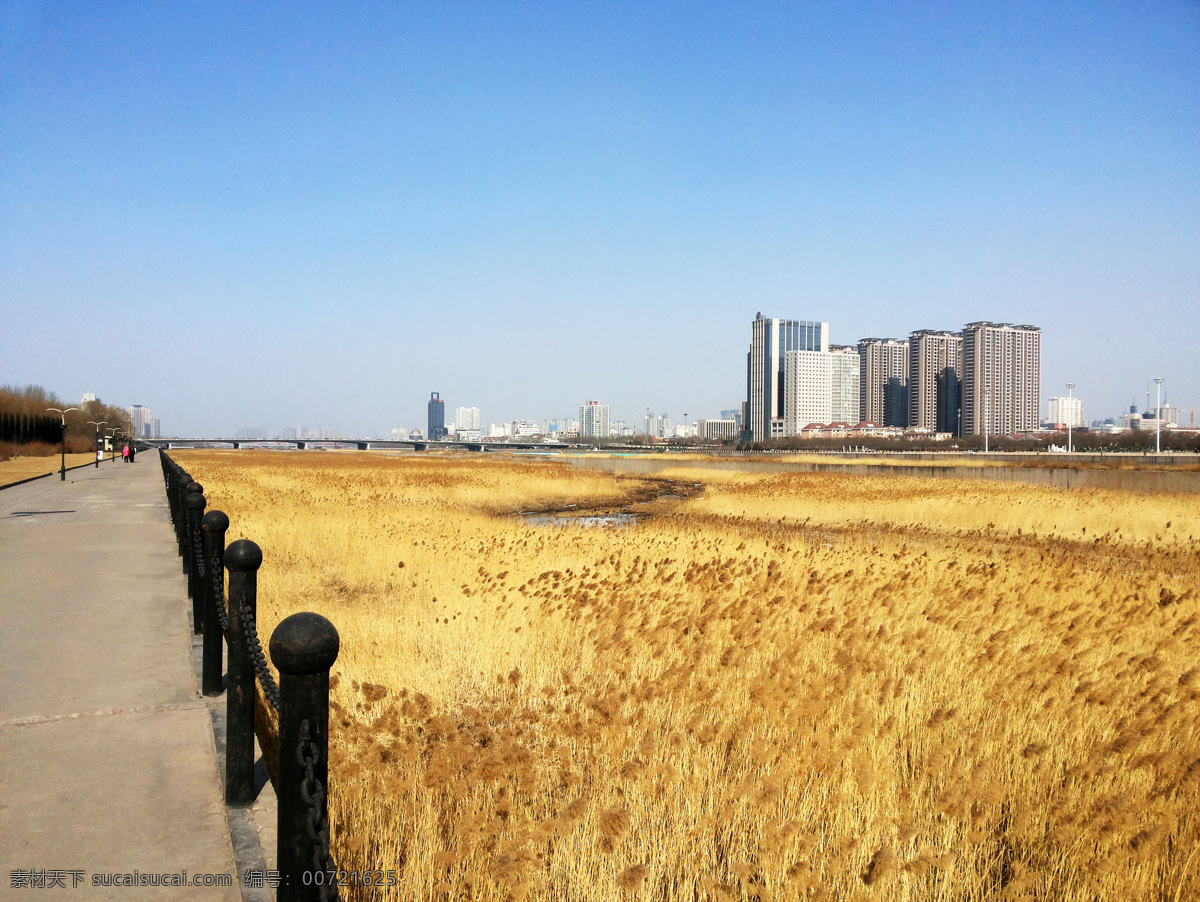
[0,452,244,900]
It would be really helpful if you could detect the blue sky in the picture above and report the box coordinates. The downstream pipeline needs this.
[2,1,1197,436]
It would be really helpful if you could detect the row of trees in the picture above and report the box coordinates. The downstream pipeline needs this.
[0,385,134,456]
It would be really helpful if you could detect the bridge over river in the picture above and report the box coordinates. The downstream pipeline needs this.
[147,438,585,453]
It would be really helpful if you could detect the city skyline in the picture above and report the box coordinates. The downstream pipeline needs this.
[1,3,1196,435]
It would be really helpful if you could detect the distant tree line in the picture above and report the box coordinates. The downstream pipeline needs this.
[0,385,134,456]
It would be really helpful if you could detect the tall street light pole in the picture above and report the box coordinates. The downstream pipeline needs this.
[46,407,80,481]
[87,420,108,468]
[1155,378,1163,454]
[1066,383,1075,454]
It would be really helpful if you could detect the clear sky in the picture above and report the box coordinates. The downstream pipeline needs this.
[2,1,1197,437]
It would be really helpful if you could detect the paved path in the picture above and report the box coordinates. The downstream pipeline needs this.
[0,452,244,900]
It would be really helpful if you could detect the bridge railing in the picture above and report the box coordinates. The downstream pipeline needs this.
[161,451,341,902]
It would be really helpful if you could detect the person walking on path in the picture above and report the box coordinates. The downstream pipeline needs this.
[129,443,136,463]
[122,443,130,462]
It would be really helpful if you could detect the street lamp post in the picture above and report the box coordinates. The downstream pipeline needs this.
[1066,384,1075,454]
[87,420,108,468]
[1155,378,1163,454]
[46,407,80,480]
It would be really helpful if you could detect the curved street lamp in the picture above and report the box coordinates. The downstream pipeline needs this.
[46,407,80,480]
[87,420,108,468]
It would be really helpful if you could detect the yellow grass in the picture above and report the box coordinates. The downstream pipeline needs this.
[0,453,104,484]
[175,450,1200,902]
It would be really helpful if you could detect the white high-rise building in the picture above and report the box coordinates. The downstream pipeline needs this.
[747,315,828,441]
[454,406,480,431]
[579,401,610,439]
[1048,397,1084,428]
[829,346,861,424]
[962,323,1041,436]
[783,350,833,433]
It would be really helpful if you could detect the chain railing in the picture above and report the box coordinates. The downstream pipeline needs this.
[161,452,340,902]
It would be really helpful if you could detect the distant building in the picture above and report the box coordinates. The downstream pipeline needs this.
[1155,405,1180,427]
[644,412,672,439]
[961,323,1041,436]
[129,405,153,438]
[858,338,909,428]
[747,314,828,442]
[829,345,861,426]
[454,406,480,431]
[696,418,738,441]
[908,330,962,435]
[1047,396,1084,428]
[427,393,446,441]
[783,350,833,434]
[511,420,540,437]
[579,401,610,439]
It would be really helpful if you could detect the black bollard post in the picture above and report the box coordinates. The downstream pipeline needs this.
[271,613,340,902]
[225,539,262,807]
[185,492,207,633]
[181,481,202,572]
[173,472,190,559]
[201,509,230,697]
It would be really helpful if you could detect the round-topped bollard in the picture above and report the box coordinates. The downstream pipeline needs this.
[201,509,229,534]
[271,612,341,898]
[186,481,204,496]
[224,537,263,808]
[199,510,231,697]
[184,493,208,629]
[224,539,263,573]
[270,612,340,676]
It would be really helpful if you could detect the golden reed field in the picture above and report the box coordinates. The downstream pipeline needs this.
[174,450,1200,902]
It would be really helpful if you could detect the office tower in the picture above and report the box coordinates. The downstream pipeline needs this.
[128,404,153,438]
[747,314,828,441]
[427,392,446,441]
[909,330,963,434]
[579,401,610,439]
[961,323,1041,436]
[829,346,861,424]
[1048,396,1084,428]
[857,338,909,427]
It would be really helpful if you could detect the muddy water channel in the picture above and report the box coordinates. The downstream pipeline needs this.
[514,477,702,528]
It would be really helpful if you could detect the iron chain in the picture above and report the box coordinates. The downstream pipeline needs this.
[192,528,206,580]
[298,719,340,902]
[237,591,281,711]
[209,551,230,633]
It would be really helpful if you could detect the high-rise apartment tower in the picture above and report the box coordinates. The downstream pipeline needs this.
[579,401,610,439]
[857,339,909,426]
[908,330,963,434]
[747,315,828,442]
[961,323,1041,436]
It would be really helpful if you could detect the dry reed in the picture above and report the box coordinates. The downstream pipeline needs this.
[175,450,1200,902]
